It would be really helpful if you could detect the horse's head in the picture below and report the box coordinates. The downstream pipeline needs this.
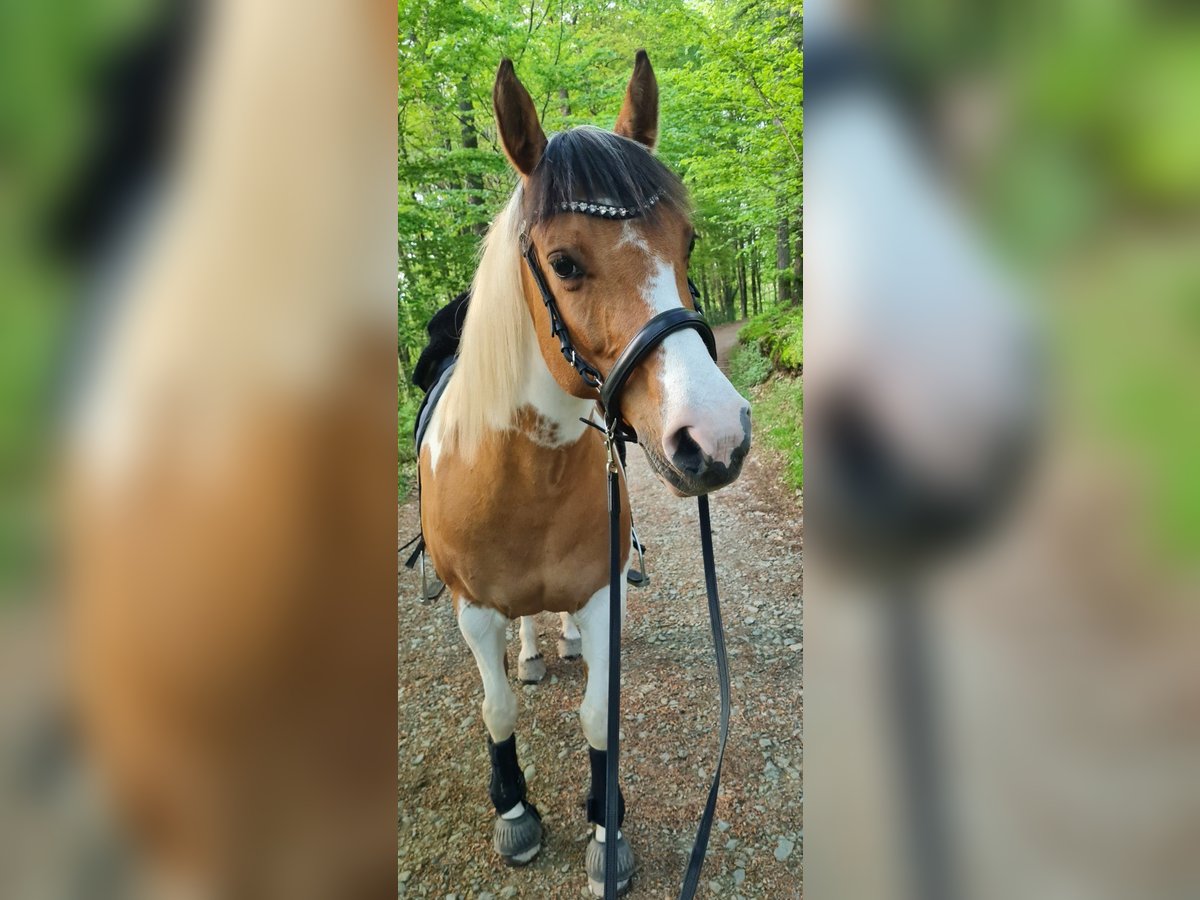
[492,53,751,496]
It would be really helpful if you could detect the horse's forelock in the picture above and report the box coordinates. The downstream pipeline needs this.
[524,126,689,226]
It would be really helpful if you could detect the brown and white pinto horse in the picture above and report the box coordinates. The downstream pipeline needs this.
[419,53,751,894]
[64,4,396,897]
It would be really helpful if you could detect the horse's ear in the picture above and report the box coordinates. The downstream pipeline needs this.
[614,50,659,150]
[493,59,547,176]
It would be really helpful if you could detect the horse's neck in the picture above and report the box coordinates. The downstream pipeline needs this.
[516,347,597,448]
[427,339,596,473]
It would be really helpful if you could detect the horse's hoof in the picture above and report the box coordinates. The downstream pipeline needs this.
[585,833,635,896]
[517,654,546,684]
[557,636,582,660]
[493,804,543,866]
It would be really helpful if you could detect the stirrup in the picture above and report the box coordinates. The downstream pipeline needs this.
[420,554,446,602]
[626,525,649,587]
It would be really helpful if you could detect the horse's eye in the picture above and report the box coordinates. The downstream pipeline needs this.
[688,235,697,257]
[550,256,583,280]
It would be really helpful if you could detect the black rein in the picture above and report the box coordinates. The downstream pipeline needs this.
[522,233,731,900]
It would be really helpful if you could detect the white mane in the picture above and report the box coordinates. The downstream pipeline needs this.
[435,189,536,458]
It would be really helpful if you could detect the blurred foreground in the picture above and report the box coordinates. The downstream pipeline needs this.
[2,2,398,897]
[805,1,1200,898]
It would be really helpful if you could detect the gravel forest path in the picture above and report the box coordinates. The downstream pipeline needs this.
[398,322,803,899]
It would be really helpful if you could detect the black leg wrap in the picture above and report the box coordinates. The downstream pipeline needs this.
[487,735,527,815]
[585,746,626,828]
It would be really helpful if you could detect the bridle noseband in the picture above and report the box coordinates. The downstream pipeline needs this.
[520,195,730,900]
[600,306,715,421]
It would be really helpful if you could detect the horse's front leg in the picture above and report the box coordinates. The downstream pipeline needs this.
[456,599,543,866]
[573,585,636,897]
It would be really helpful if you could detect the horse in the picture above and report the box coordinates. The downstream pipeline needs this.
[63,3,397,896]
[417,52,752,895]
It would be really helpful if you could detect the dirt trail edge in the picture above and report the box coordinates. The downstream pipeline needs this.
[398,321,803,899]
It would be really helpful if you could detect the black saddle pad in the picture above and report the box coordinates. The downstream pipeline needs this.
[412,290,470,392]
[414,358,455,455]
[411,290,470,454]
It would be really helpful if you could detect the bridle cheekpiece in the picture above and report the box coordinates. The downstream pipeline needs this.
[520,190,716,439]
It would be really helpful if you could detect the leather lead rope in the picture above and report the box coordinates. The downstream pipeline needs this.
[677,493,730,900]
[604,433,623,900]
[522,227,727,900]
[603,427,729,900]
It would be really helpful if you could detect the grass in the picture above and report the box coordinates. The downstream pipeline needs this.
[1059,229,1200,563]
[729,340,773,388]
[729,318,803,492]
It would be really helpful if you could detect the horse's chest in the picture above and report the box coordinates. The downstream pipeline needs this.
[421,437,627,616]
[465,469,610,579]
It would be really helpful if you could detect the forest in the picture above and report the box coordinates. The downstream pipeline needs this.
[397,0,803,399]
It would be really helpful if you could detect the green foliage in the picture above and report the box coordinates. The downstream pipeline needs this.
[398,389,421,501]
[754,375,803,491]
[728,355,802,492]
[398,0,803,379]
[1061,232,1200,561]
[731,303,803,492]
[729,342,771,388]
[738,305,803,372]
[0,0,161,592]
[887,1,1200,559]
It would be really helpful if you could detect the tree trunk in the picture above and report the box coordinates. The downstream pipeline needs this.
[459,77,486,237]
[737,235,749,320]
[751,234,761,316]
[776,213,792,305]
[558,87,570,119]
[793,207,802,305]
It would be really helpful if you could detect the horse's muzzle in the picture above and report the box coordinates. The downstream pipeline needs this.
[658,406,752,495]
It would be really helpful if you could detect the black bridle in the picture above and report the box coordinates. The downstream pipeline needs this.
[519,238,716,429]
[520,206,730,900]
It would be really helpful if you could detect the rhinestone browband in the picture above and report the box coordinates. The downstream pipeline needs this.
[558,192,660,219]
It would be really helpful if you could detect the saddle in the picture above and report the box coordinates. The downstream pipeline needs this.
[411,290,469,455]
[402,291,469,598]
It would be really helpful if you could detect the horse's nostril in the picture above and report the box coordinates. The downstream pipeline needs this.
[668,426,706,477]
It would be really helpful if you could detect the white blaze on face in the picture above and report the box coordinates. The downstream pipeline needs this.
[805,87,1037,497]
[619,220,650,252]
[641,256,750,466]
